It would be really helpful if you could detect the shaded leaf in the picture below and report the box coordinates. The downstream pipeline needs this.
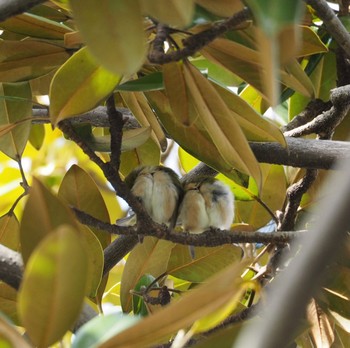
[194,0,244,17]
[120,237,175,312]
[117,72,164,92]
[133,274,158,316]
[167,244,243,283]
[18,225,88,347]
[0,214,20,251]
[50,47,121,124]
[28,124,45,150]
[141,0,194,27]
[20,177,77,264]
[0,40,69,82]
[0,12,72,39]
[0,283,18,324]
[0,315,32,348]
[0,82,32,159]
[70,0,147,75]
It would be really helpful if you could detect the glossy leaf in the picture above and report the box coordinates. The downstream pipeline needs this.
[20,177,77,264]
[50,47,121,124]
[183,62,262,188]
[72,313,140,348]
[70,0,147,75]
[0,12,72,39]
[120,237,175,312]
[167,245,243,283]
[141,0,194,27]
[0,82,32,159]
[99,260,250,348]
[0,40,69,82]
[133,274,158,316]
[117,72,164,92]
[0,214,20,251]
[120,91,167,151]
[18,225,88,347]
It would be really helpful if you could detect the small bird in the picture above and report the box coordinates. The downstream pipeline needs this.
[177,177,235,234]
[119,165,183,227]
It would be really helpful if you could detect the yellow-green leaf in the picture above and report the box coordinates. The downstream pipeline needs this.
[183,62,262,188]
[18,225,88,347]
[99,260,250,348]
[0,283,19,324]
[70,0,147,75]
[50,47,121,124]
[20,177,77,264]
[0,82,32,159]
[120,237,175,312]
[167,245,243,283]
[0,214,20,251]
[0,12,72,39]
[141,0,194,28]
[0,40,69,82]
[120,91,167,151]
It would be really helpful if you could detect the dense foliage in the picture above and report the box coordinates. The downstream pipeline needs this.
[0,0,349,347]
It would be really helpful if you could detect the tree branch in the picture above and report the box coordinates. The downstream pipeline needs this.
[0,0,47,22]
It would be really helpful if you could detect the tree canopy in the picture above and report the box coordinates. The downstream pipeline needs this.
[0,0,350,347]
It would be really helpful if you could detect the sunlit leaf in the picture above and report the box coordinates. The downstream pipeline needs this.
[18,225,88,347]
[0,82,32,159]
[50,47,121,124]
[140,0,194,27]
[0,214,20,251]
[70,0,147,75]
[120,237,175,312]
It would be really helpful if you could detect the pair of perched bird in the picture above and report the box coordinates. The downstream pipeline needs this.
[122,165,235,234]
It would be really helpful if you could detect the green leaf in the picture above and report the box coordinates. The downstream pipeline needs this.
[28,124,45,150]
[132,274,158,316]
[117,72,164,92]
[70,0,147,75]
[50,47,121,124]
[167,245,243,283]
[0,12,72,39]
[20,177,77,264]
[120,237,175,312]
[0,40,69,82]
[72,313,140,348]
[195,0,244,17]
[0,283,19,324]
[0,82,32,159]
[18,225,88,347]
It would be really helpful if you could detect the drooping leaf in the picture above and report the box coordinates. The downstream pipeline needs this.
[120,91,167,151]
[183,62,262,188]
[28,124,45,150]
[20,177,77,264]
[0,12,72,39]
[70,0,147,75]
[18,225,88,347]
[0,283,18,324]
[99,261,250,348]
[140,0,195,27]
[0,40,69,82]
[0,82,32,159]
[167,245,243,283]
[120,237,175,312]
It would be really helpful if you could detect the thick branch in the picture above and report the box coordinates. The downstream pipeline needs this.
[0,244,23,289]
[0,0,46,22]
